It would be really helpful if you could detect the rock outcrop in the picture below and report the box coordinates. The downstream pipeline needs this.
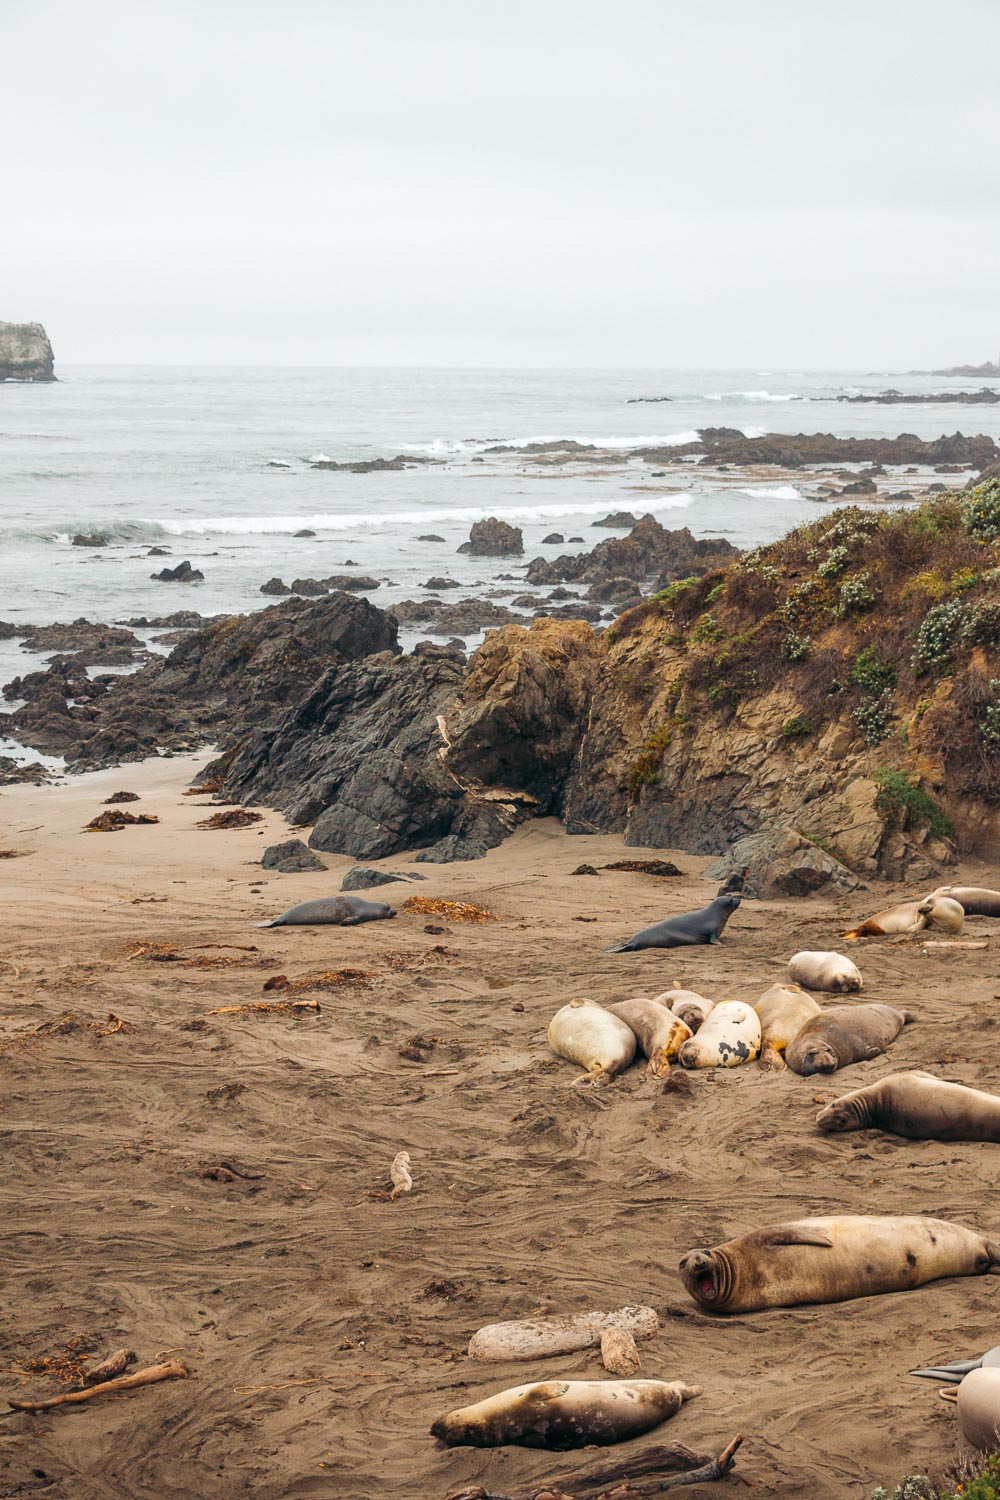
[0,322,55,381]
[525,519,739,592]
[457,518,524,556]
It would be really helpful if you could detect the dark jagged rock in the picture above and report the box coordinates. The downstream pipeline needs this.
[457,518,524,557]
[541,533,565,545]
[0,322,55,381]
[837,388,1000,405]
[16,620,142,659]
[341,865,426,890]
[147,546,171,557]
[525,519,739,590]
[152,561,204,583]
[926,359,1000,377]
[260,577,291,596]
[118,611,208,628]
[321,575,380,592]
[310,454,436,473]
[416,534,445,542]
[261,838,326,873]
[294,529,316,537]
[388,598,528,636]
[635,428,1000,470]
[412,640,467,664]
[592,511,642,528]
[422,577,460,590]
[7,592,397,768]
[534,602,604,621]
[72,532,111,547]
[0,756,51,785]
[703,828,862,899]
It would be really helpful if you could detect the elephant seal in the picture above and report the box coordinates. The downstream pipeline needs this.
[604,895,740,954]
[754,983,822,1071]
[842,894,964,939]
[254,894,396,928]
[679,1214,1000,1314]
[930,885,1000,918]
[547,999,636,1085]
[654,988,714,1032]
[430,1377,700,1449]
[785,1003,913,1076]
[607,999,691,1076]
[786,951,862,993]
[958,1367,1000,1451]
[677,1001,761,1069]
[816,1071,1000,1141]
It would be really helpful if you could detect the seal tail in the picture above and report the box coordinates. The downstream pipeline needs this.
[603,939,634,954]
[253,919,280,928]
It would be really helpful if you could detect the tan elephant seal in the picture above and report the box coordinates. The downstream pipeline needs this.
[958,1367,1000,1451]
[430,1377,700,1449]
[786,950,863,993]
[931,885,1000,918]
[754,983,822,1071]
[679,1215,1000,1314]
[547,999,636,1085]
[816,1071,1000,1141]
[785,1003,913,1075]
[653,988,714,1032]
[677,1001,761,1069]
[606,999,691,1076]
[842,894,964,939]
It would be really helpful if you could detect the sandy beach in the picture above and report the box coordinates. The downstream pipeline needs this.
[0,756,998,1497]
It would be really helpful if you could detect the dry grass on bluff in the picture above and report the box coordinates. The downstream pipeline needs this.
[609,479,1000,807]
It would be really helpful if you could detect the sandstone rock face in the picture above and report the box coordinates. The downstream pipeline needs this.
[457,518,524,556]
[0,322,55,381]
[703,827,863,899]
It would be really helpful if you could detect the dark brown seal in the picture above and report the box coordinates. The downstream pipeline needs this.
[816,1071,1000,1140]
[785,1003,912,1075]
[679,1215,1000,1314]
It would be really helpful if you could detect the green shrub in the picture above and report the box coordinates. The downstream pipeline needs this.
[869,1479,937,1500]
[817,544,849,578]
[850,647,897,695]
[853,693,892,746]
[837,569,878,615]
[912,598,965,673]
[654,576,701,605]
[783,630,812,661]
[691,613,722,643]
[625,726,672,794]
[781,715,811,738]
[964,476,1000,541]
[872,768,953,838]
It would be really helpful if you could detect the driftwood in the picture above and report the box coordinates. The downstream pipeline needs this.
[7,1358,188,1412]
[442,1435,744,1498]
[83,1348,136,1386]
[922,940,990,951]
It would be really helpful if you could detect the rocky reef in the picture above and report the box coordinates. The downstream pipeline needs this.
[0,322,55,381]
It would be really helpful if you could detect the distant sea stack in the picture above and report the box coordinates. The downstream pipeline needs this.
[0,322,56,382]
[917,356,1000,378]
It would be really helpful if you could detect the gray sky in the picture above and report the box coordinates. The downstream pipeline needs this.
[4,0,998,367]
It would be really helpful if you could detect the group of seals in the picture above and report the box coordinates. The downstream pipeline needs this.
[817,1071,1000,1141]
[255,894,396,928]
[679,1215,1000,1314]
[431,1377,700,1449]
[842,893,964,940]
[604,895,740,953]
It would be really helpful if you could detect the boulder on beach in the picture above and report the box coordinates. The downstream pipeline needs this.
[341,865,427,891]
[261,839,326,873]
[457,518,524,557]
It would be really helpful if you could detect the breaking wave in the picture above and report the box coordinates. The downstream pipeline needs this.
[738,485,803,500]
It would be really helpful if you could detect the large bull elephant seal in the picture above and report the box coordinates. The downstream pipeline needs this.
[679,1215,1000,1314]
[604,896,740,954]
[430,1377,700,1449]
[255,895,396,928]
[930,885,1000,918]
[816,1071,1000,1141]
[785,1003,912,1075]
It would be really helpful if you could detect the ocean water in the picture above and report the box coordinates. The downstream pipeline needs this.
[2,364,999,753]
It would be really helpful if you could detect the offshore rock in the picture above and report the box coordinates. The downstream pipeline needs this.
[0,321,55,381]
[457,518,524,556]
[525,519,739,590]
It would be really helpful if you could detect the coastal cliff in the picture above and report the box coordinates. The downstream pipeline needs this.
[0,322,55,381]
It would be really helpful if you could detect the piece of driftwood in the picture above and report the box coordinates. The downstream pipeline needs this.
[442,1435,744,1498]
[83,1348,137,1386]
[469,1307,659,1362]
[7,1359,188,1412]
[600,1327,641,1376]
[922,940,989,950]
[390,1151,413,1199]
[207,999,321,1017]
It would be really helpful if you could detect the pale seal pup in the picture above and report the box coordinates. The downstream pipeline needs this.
[930,885,1000,918]
[604,895,740,954]
[677,1000,761,1069]
[254,894,396,928]
[816,1071,1000,1141]
[785,1003,912,1075]
[606,999,692,1076]
[786,950,863,993]
[754,983,822,1071]
[547,999,636,1085]
[842,894,964,939]
[430,1377,700,1449]
[679,1214,1000,1314]
[958,1367,1000,1451]
[653,988,714,1032]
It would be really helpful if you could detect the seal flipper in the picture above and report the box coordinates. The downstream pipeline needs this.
[758,1226,834,1249]
[523,1381,571,1405]
[603,939,634,954]
[253,919,280,928]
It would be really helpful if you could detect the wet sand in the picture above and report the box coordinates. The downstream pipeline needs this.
[1,755,999,1498]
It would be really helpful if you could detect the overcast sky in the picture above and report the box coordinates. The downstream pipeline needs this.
[4,0,998,367]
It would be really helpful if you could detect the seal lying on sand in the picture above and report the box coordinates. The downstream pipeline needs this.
[604,895,740,954]
[786,951,862,993]
[606,999,691,1076]
[816,1071,1000,1141]
[654,988,714,1031]
[547,999,636,1085]
[930,885,1000,918]
[678,1001,761,1069]
[785,1003,912,1075]
[254,895,396,928]
[959,1367,1000,1452]
[754,983,821,1071]
[430,1377,700,1449]
[679,1214,1000,1314]
[842,894,964,939]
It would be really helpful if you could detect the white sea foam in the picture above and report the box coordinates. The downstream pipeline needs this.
[400,430,702,455]
[151,495,695,535]
[738,485,803,500]
[704,390,803,402]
